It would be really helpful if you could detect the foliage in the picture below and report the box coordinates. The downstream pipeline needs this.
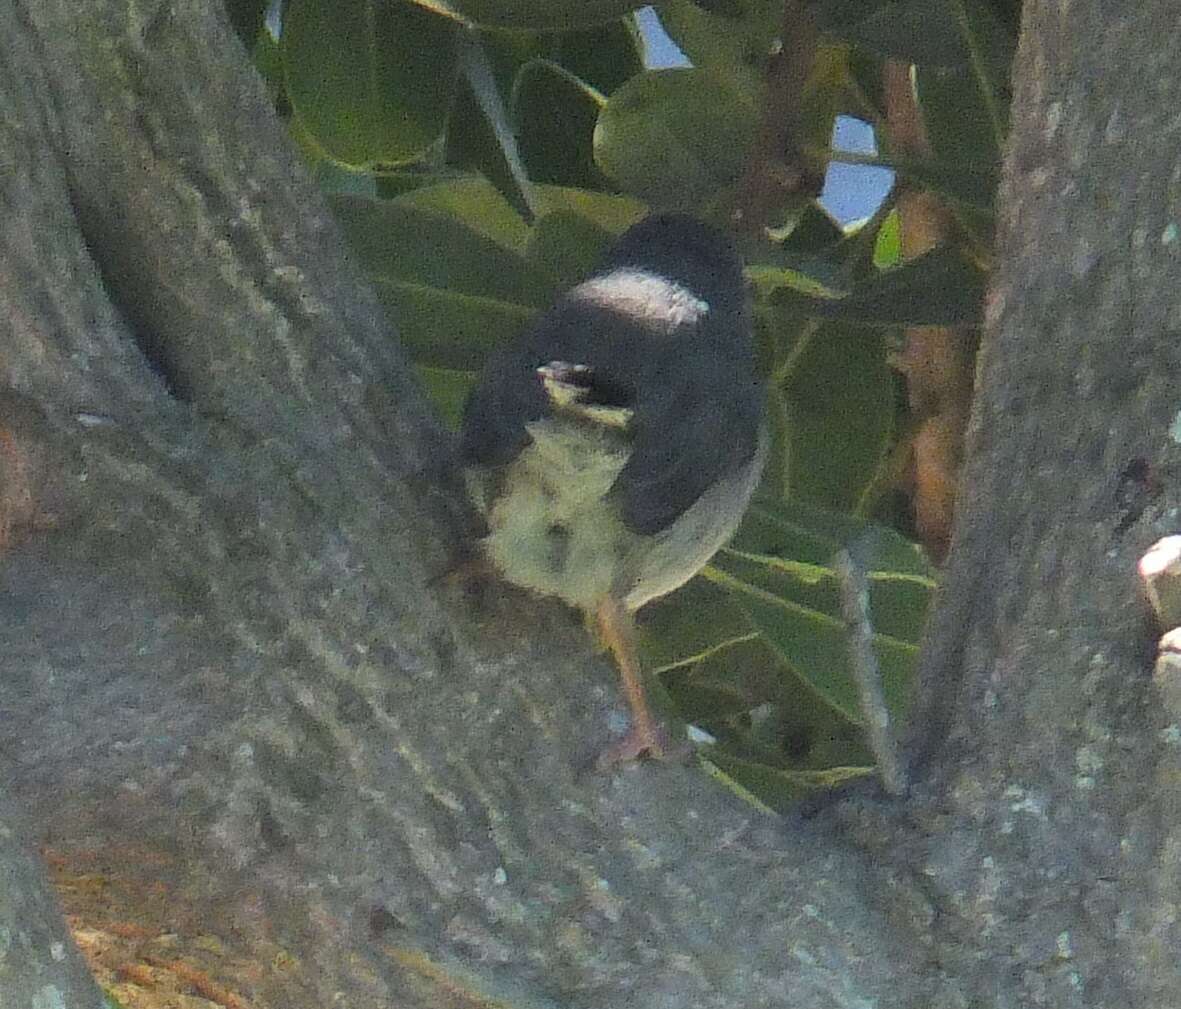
[239,0,1016,808]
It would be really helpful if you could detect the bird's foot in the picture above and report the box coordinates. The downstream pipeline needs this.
[595,721,692,771]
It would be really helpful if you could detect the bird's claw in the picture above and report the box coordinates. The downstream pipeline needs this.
[595,722,692,771]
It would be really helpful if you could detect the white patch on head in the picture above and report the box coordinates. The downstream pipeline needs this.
[573,269,710,332]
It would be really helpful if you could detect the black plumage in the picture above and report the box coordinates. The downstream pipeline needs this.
[460,214,762,536]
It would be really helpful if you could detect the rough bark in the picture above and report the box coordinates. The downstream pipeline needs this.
[0,793,108,1007]
[901,2,1181,1004]
[3,0,1181,1007]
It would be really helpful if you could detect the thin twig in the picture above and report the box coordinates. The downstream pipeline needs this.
[834,546,908,796]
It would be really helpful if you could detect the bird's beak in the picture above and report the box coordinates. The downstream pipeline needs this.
[536,362,633,431]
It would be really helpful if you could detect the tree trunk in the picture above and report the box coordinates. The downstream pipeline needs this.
[900,2,1181,1004]
[2,0,1179,1006]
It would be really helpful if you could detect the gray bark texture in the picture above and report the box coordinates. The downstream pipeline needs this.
[2,0,1180,1006]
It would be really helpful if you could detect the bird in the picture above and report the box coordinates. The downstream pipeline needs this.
[459,213,765,768]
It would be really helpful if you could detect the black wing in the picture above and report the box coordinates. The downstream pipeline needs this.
[613,344,763,536]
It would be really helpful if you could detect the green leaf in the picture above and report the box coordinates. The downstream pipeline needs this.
[329,195,542,373]
[772,203,848,255]
[735,499,932,576]
[872,209,901,268]
[655,0,783,95]
[911,0,1013,218]
[888,155,997,221]
[908,3,1012,216]
[415,365,477,427]
[815,0,951,66]
[771,246,986,326]
[705,568,841,722]
[944,0,1016,110]
[443,22,640,212]
[376,283,535,371]
[551,18,645,94]
[329,196,548,306]
[915,73,1003,205]
[705,500,932,726]
[513,61,607,189]
[642,575,763,678]
[748,262,848,300]
[920,61,1008,164]
[639,577,798,750]
[701,752,875,812]
[409,0,646,30]
[523,210,617,290]
[391,176,533,251]
[518,188,649,288]
[660,638,772,725]
[327,185,644,380]
[639,497,930,776]
[532,185,647,231]
[593,68,757,209]
[816,0,1015,80]
[781,323,895,510]
[283,0,460,167]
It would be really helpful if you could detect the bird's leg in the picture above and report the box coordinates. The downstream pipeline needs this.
[593,595,681,769]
